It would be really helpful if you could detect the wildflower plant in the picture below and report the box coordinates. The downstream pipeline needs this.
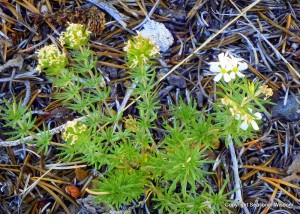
[123,33,160,149]
[0,22,275,213]
[210,52,274,145]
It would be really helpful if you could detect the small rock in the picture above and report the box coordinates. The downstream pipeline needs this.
[77,195,108,214]
[140,20,174,52]
[272,94,300,121]
[157,69,186,89]
[167,74,187,88]
[157,85,174,98]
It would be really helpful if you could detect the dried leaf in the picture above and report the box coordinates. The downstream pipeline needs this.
[283,153,300,182]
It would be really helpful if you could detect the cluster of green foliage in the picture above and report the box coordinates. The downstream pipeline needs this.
[0,24,273,213]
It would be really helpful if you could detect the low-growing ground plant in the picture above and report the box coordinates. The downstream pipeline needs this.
[0,23,274,213]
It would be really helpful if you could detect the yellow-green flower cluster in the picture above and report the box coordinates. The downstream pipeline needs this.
[36,45,68,72]
[60,23,91,49]
[124,32,159,68]
[62,121,88,145]
[254,85,273,100]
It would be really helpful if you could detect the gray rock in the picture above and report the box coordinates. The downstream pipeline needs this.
[167,74,187,89]
[272,95,300,121]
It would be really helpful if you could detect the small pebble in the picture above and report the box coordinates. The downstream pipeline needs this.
[272,94,300,121]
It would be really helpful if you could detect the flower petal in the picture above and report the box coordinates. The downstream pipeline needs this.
[251,120,259,130]
[236,71,245,78]
[230,72,236,79]
[214,73,223,82]
[218,53,226,60]
[219,55,231,68]
[223,73,231,82]
[238,62,248,71]
[254,112,262,120]
[210,63,221,73]
[240,121,249,130]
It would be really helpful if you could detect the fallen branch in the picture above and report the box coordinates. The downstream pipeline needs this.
[0,116,86,147]
[228,138,250,214]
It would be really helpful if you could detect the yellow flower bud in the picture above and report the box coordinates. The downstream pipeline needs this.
[36,45,67,72]
[60,23,91,49]
[124,33,160,68]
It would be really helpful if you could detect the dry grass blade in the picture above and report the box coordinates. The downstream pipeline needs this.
[282,13,291,54]
[261,187,279,214]
[98,61,127,69]
[2,2,25,23]
[31,177,69,184]
[0,167,20,172]
[85,188,110,195]
[247,65,280,90]
[31,179,79,207]
[264,177,300,190]
[258,12,300,42]
[35,182,71,214]
[241,154,276,180]
[15,0,40,14]
[260,177,300,202]
[286,63,300,82]
[242,165,285,175]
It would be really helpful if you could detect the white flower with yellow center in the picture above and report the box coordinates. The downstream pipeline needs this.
[209,52,248,82]
[240,109,262,131]
[228,54,247,79]
[209,53,233,82]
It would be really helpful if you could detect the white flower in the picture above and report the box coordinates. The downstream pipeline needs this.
[209,52,248,82]
[209,53,233,82]
[228,54,248,79]
[240,109,262,131]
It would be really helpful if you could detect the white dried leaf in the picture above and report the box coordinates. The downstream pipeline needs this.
[140,20,174,52]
